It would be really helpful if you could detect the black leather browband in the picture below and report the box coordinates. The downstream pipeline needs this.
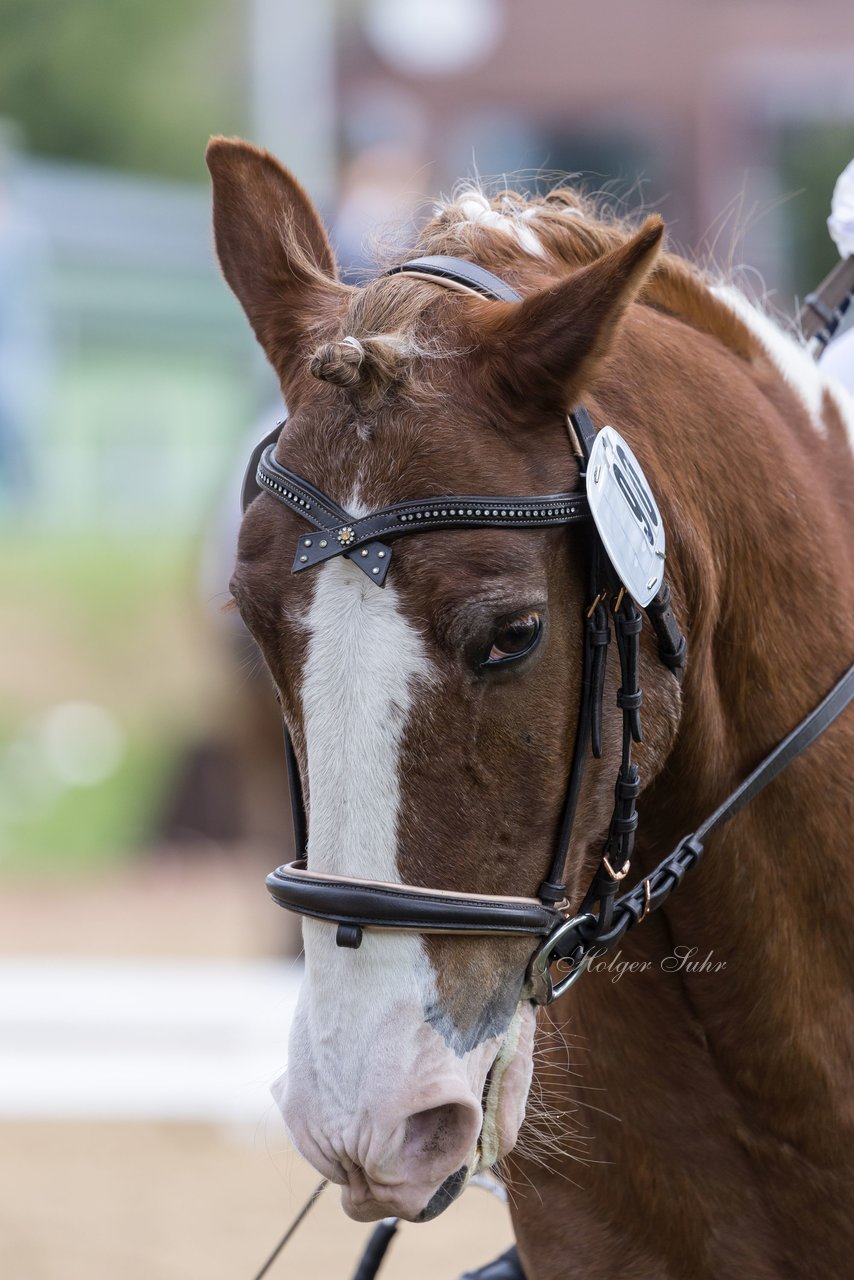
[256,443,590,586]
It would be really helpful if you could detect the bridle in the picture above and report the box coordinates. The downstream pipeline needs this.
[242,255,854,1005]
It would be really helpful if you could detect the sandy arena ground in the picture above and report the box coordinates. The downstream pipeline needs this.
[0,857,514,1280]
[0,1120,512,1280]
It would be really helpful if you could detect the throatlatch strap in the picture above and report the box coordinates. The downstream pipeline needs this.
[645,582,687,672]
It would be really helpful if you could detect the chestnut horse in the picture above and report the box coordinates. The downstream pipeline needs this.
[208,137,854,1278]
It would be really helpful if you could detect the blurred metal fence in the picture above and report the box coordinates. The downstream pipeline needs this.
[1,154,267,530]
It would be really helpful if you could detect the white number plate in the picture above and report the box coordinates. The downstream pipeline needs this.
[586,426,665,608]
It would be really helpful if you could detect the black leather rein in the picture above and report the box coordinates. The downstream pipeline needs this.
[245,253,854,1005]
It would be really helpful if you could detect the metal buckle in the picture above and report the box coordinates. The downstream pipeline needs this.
[522,912,596,1006]
[585,590,607,619]
[602,855,631,881]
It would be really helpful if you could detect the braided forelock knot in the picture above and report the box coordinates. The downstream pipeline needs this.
[307,333,414,403]
[309,336,365,388]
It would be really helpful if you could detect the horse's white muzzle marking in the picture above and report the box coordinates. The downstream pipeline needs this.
[276,987,535,1221]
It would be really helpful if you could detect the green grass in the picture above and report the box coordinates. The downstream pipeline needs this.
[0,530,219,870]
[0,736,179,870]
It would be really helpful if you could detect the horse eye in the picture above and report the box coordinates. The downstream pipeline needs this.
[481,612,543,668]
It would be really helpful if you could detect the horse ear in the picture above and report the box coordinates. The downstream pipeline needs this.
[474,216,665,412]
[206,136,346,398]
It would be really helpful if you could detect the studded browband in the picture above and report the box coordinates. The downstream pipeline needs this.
[256,448,591,587]
[243,265,684,670]
[248,410,680,662]
[254,431,678,666]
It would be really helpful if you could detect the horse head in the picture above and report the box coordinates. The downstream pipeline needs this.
[208,136,688,1223]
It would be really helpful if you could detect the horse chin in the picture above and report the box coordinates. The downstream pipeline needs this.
[340,1165,470,1224]
[475,1002,537,1173]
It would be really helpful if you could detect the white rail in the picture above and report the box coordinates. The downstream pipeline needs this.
[0,959,301,1123]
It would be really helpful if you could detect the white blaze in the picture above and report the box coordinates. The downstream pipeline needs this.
[276,523,534,1212]
[275,488,535,1218]
[301,553,431,882]
[282,550,440,1115]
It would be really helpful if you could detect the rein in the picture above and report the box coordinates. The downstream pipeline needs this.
[244,255,854,1005]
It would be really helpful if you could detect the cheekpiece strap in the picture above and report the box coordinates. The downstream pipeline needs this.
[570,405,598,463]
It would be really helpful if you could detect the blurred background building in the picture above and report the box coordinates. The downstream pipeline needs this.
[0,2,851,1276]
[2,0,852,878]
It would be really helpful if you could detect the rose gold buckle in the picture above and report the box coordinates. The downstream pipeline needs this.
[585,590,607,619]
[602,855,631,881]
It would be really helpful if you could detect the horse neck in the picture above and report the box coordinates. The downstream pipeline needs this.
[621,315,854,1084]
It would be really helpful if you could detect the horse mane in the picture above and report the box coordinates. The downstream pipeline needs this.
[303,182,802,401]
[416,184,763,360]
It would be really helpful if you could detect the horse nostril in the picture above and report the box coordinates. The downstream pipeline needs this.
[403,1102,474,1161]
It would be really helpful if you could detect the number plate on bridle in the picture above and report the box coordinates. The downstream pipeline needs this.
[586,426,665,607]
